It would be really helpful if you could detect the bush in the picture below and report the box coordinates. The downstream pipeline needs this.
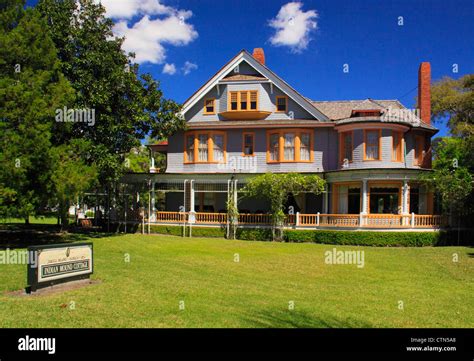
[236,227,273,241]
[119,223,472,247]
[145,224,226,238]
[283,230,440,247]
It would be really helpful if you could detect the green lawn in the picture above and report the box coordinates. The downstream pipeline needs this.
[0,216,58,225]
[0,234,473,328]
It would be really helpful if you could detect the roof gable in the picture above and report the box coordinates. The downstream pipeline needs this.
[182,50,329,121]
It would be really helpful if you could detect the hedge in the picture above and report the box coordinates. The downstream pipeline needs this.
[236,227,273,241]
[283,230,439,247]
[121,222,472,247]
[148,224,226,238]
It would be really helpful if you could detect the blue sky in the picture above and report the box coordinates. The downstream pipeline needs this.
[28,0,474,137]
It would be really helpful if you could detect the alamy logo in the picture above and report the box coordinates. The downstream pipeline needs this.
[381,107,420,125]
[0,249,38,268]
[324,247,365,268]
[55,106,95,126]
[18,336,56,354]
[217,155,257,172]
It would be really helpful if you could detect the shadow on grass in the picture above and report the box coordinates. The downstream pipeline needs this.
[0,224,122,249]
[240,309,373,328]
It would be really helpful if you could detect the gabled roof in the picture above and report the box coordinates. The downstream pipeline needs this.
[222,74,266,81]
[181,49,329,122]
[352,99,387,111]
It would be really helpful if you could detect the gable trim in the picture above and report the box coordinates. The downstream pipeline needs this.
[182,50,329,122]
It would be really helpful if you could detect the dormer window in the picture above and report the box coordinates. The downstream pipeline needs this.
[276,96,288,112]
[228,91,258,111]
[204,98,215,114]
[352,110,381,117]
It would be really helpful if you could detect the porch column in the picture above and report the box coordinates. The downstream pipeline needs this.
[150,181,156,221]
[361,179,368,214]
[402,180,410,226]
[189,180,195,223]
[402,180,409,214]
[233,180,238,213]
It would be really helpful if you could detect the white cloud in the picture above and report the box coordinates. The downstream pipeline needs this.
[162,63,176,75]
[268,2,318,53]
[98,0,184,19]
[97,0,198,64]
[182,61,197,75]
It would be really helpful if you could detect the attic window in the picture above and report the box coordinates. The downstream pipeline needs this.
[204,98,215,114]
[276,96,288,112]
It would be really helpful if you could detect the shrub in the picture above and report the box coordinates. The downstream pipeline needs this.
[236,227,273,241]
[283,230,439,247]
[145,224,226,238]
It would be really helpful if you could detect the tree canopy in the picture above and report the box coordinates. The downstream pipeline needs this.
[421,74,474,218]
[244,173,325,240]
[0,0,185,224]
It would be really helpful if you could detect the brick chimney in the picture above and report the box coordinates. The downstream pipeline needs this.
[418,62,431,124]
[252,48,265,65]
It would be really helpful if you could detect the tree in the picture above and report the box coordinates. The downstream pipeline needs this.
[50,139,98,229]
[0,3,74,222]
[431,75,474,139]
[419,137,472,217]
[244,173,325,241]
[36,0,185,186]
[420,74,474,221]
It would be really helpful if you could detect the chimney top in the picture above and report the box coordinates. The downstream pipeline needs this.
[418,62,431,125]
[252,48,265,65]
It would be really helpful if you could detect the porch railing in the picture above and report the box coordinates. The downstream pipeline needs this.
[320,214,360,227]
[155,211,187,223]
[152,211,445,229]
[364,214,409,228]
[195,212,227,224]
[238,213,272,224]
[414,214,445,228]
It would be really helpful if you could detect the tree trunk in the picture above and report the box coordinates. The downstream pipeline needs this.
[59,200,69,231]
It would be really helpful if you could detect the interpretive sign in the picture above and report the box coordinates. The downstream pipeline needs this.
[26,242,93,293]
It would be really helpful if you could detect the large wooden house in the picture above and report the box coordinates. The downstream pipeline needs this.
[125,48,441,229]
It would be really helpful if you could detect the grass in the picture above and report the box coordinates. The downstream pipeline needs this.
[0,216,58,225]
[0,233,473,328]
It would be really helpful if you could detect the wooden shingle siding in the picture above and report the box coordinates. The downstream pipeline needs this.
[166,126,431,173]
[336,129,431,170]
[185,82,314,124]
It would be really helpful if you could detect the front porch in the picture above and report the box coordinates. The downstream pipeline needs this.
[115,170,444,231]
[152,211,445,230]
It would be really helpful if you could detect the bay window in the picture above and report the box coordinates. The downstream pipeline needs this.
[299,132,311,161]
[392,131,403,162]
[198,134,208,161]
[185,134,195,162]
[269,133,279,161]
[184,131,226,163]
[364,130,381,160]
[339,131,353,164]
[283,133,295,160]
[212,133,224,162]
[266,129,313,163]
